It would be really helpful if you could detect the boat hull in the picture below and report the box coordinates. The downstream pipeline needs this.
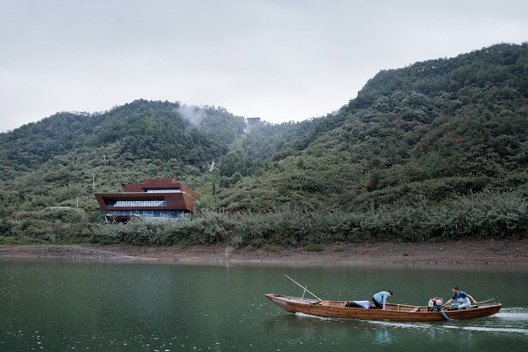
[265,293,501,322]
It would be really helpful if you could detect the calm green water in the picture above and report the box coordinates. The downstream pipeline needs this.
[1,260,527,352]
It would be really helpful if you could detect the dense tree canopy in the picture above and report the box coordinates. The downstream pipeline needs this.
[210,43,528,213]
[1,43,528,245]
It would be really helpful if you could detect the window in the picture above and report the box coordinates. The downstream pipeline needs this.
[112,200,167,207]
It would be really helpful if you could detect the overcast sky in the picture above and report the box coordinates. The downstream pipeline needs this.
[1,0,527,132]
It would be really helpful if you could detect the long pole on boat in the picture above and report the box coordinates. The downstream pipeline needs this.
[476,298,495,304]
[284,274,322,301]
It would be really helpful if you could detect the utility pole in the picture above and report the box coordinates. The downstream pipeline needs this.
[76,175,95,209]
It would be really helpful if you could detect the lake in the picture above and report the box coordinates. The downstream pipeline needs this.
[1,259,527,351]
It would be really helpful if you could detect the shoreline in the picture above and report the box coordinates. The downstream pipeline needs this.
[1,239,527,267]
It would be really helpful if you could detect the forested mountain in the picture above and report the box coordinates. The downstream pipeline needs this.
[0,100,246,240]
[1,43,527,245]
[0,100,245,182]
[212,43,528,212]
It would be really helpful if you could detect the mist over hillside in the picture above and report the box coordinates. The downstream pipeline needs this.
[1,43,527,245]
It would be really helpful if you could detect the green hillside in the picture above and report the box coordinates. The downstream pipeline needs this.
[0,100,246,243]
[1,43,527,246]
[213,43,528,211]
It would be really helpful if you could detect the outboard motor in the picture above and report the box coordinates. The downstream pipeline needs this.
[428,297,443,312]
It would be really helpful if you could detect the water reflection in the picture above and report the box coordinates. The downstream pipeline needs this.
[373,327,392,344]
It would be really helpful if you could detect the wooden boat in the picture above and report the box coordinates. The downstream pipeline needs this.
[265,293,501,322]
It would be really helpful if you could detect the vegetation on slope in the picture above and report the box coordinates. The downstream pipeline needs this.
[212,43,528,213]
[0,100,246,243]
[1,43,528,245]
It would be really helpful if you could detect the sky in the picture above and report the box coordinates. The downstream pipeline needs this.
[1,0,527,132]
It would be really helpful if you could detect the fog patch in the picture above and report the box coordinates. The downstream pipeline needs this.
[176,105,206,126]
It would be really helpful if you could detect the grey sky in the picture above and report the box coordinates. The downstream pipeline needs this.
[1,0,527,132]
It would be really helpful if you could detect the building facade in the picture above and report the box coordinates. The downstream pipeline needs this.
[94,178,200,223]
[246,117,261,126]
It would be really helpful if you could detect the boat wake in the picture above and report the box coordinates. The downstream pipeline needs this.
[447,325,528,334]
[495,307,528,321]
[368,320,434,330]
[294,312,334,321]
[293,307,528,335]
[367,307,528,336]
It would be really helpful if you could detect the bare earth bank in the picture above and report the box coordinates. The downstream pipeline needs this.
[1,239,527,267]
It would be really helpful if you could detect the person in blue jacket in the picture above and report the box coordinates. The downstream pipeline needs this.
[442,286,478,309]
[372,290,393,309]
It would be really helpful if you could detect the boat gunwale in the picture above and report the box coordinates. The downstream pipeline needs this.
[265,293,501,322]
